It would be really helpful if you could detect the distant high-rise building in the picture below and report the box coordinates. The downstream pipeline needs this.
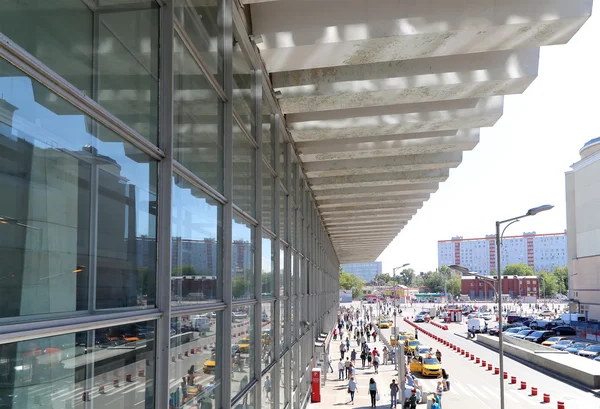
[341,262,383,282]
[438,232,567,275]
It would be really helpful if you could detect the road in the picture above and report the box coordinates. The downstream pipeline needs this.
[382,305,599,409]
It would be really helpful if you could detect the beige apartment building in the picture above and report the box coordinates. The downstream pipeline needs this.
[566,137,600,320]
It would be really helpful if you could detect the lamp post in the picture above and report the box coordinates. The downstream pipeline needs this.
[494,205,553,409]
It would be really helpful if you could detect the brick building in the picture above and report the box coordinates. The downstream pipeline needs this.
[461,275,539,300]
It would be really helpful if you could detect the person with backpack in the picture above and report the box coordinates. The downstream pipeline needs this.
[389,379,399,409]
[367,352,372,369]
[340,342,347,360]
[360,350,367,368]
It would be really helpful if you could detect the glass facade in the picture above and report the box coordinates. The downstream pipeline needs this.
[0,2,340,409]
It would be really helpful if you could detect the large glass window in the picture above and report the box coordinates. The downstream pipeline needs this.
[0,0,160,144]
[0,321,155,409]
[175,0,222,85]
[262,367,275,408]
[291,253,296,297]
[170,312,221,409]
[262,235,274,298]
[173,34,223,193]
[261,302,273,371]
[280,359,287,409]
[234,385,256,409]
[279,300,285,352]
[232,215,255,301]
[172,176,222,305]
[279,246,285,297]
[0,58,157,319]
[231,305,254,400]
[262,162,275,232]
[232,121,256,216]
[262,94,275,167]
[233,37,254,135]
[279,189,287,242]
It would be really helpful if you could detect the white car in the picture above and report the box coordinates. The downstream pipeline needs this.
[540,310,554,317]
[481,313,493,321]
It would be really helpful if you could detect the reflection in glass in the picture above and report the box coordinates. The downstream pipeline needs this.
[279,300,285,352]
[170,313,221,409]
[280,359,287,409]
[261,302,273,371]
[175,0,222,85]
[0,322,155,409]
[172,176,222,305]
[233,37,254,135]
[279,189,287,241]
[0,58,157,319]
[262,367,275,408]
[231,305,254,400]
[232,215,255,301]
[233,386,255,409]
[262,162,275,232]
[279,246,285,297]
[173,34,223,193]
[262,94,275,167]
[291,253,296,297]
[232,121,256,216]
[0,0,160,144]
[262,235,274,297]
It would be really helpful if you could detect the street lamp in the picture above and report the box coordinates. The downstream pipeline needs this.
[494,205,553,409]
[450,266,498,299]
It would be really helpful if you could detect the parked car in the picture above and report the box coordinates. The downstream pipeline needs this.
[565,342,590,354]
[578,344,600,359]
[529,320,550,330]
[524,331,555,343]
[512,330,535,340]
[414,313,429,323]
[542,336,568,347]
[507,315,528,324]
[481,312,493,321]
[540,310,554,317]
[595,356,600,362]
[547,319,565,329]
[553,326,577,336]
[503,327,528,337]
[550,339,574,350]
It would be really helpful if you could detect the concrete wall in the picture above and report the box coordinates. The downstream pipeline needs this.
[477,335,600,388]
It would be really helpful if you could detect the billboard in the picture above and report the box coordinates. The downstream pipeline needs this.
[339,290,353,303]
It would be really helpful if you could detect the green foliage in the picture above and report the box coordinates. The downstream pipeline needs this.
[172,265,196,277]
[553,266,569,295]
[503,263,535,276]
[538,270,558,298]
[397,268,416,286]
[339,269,365,299]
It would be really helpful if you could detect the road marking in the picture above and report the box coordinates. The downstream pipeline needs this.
[451,382,473,397]
[470,384,489,399]
[506,391,520,403]
[481,386,499,400]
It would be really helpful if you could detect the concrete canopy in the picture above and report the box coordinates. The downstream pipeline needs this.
[246,0,593,263]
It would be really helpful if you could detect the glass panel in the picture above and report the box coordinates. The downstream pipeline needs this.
[290,160,296,201]
[232,305,254,400]
[290,208,296,249]
[279,300,285,352]
[234,385,256,409]
[170,312,221,409]
[261,302,273,370]
[281,356,288,409]
[279,246,285,297]
[291,253,296,297]
[279,189,286,241]
[262,368,275,408]
[262,94,274,166]
[290,299,295,342]
[173,34,223,193]
[262,235,274,297]
[232,215,255,301]
[0,57,157,319]
[233,37,254,134]
[232,121,256,216]
[0,1,160,144]
[172,176,222,305]
[0,321,155,409]
[175,0,222,85]
[279,138,287,182]
[262,162,274,232]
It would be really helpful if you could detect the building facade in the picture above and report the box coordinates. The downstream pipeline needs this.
[340,262,383,283]
[461,276,540,300]
[566,137,600,320]
[438,232,567,275]
[0,2,340,409]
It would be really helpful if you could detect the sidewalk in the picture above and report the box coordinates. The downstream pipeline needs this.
[309,322,403,408]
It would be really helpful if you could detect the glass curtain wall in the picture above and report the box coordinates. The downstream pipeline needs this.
[0,1,340,409]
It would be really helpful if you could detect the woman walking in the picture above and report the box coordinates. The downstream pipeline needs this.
[367,378,378,408]
[347,376,358,404]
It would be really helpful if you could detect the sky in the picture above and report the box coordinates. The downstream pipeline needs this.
[377,5,600,274]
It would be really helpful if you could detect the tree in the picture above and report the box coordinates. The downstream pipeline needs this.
[503,263,534,276]
[447,274,462,297]
[172,265,197,276]
[553,266,569,295]
[339,269,365,299]
[397,268,415,286]
[539,270,558,298]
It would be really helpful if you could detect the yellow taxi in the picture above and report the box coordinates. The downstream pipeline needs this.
[237,336,251,353]
[409,356,442,377]
[202,352,216,373]
[379,320,391,329]
[405,339,421,352]
[542,336,568,347]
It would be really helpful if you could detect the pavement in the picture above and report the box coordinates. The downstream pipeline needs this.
[309,302,599,409]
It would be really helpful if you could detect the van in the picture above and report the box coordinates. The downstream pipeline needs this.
[467,318,487,333]
[192,316,211,335]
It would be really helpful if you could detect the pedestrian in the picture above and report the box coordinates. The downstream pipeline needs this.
[348,375,358,404]
[264,375,272,402]
[366,332,371,342]
[436,381,443,407]
[441,369,450,391]
[407,388,417,409]
[327,356,334,373]
[338,359,345,380]
[373,353,380,374]
[372,331,377,342]
[367,353,372,368]
[389,379,399,408]
[345,358,352,379]
[340,342,347,360]
[360,350,367,368]
[334,328,338,340]
[351,349,357,364]
[346,337,351,350]
[414,329,418,340]
[390,348,396,365]
[431,397,440,409]
[435,349,442,363]
[382,346,388,365]
[368,378,378,408]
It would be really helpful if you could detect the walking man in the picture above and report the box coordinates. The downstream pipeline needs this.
[389,379,399,408]
[338,360,345,380]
